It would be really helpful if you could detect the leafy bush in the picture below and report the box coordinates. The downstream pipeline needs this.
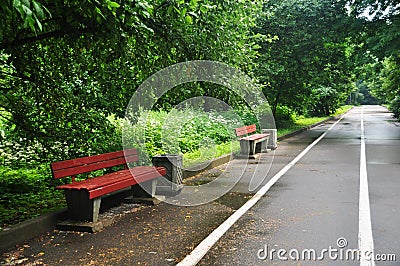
[0,166,49,193]
[309,86,344,117]
[0,107,263,227]
[0,165,65,227]
[0,111,122,169]
[274,105,296,128]
[0,139,43,168]
[120,109,250,161]
[390,96,400,119]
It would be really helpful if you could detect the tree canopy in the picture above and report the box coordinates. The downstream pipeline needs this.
[0,0,263,160]
[0,0,399,161]
[255,0,361,116]
[348,0,400,117]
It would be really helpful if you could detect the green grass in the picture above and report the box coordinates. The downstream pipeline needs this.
[332,105,353,116]
[277,105,352,137]
[183,141,240,167]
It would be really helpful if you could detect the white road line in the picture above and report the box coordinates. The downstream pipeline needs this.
[358,107,375,266]
[177,113,349,266]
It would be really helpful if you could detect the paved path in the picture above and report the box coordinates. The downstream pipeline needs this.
[2,105,399,266]
[187,105,399,265]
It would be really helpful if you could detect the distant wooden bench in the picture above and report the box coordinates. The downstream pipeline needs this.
[51,148,166,222]
[235,124,270,156]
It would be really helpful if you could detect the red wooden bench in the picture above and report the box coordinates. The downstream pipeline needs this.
[235,124,270,156]
[51,148,166,222]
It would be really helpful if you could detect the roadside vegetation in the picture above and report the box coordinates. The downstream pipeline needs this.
[1,0,399,227]
[0,106,352,228]
[276,106,353,137]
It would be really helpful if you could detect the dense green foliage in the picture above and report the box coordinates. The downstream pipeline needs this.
[349,0,400,116]
[255,0,360,116]
[1,0,398,163]
[0,0,399,226]
[117,108,256,157]
[1,0,263,162]
[0,165,65,226]
[366,55,400,118]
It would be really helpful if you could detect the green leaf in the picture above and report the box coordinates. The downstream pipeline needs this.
[180,7,187,19]
[107,1,120,9]
[12,0,22,9]
[34,15,42,31]
[20,0,30,7]
[190,0,198,9]
[200,5,207,13]
[185,14,192,24]
[21,5,32,16]
[32,1,44,18]
[94,7,106,21]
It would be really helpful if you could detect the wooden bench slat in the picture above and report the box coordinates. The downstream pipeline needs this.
[56,169,132,190]
[56,166,165,191]
[51,149,139,179]
[235,124,257,136]
[240,133,270,141]
[52,157,137,179]
[51,149,137,171]
[88,168,166,199]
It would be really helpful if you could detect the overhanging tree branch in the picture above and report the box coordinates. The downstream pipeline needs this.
[1,27,96,49]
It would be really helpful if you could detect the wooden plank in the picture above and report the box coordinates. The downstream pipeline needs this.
[235,126,248,136]
[56,166,166,192]
[52,156,139,179]
[56,169,132,190]
[51,149,138,179]
[235,124,257,136]
[241,133,270,141]
[88,169,165,199]
[51,149,138,171]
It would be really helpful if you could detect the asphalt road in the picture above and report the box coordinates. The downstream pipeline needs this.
[190,105,399,266]
[2,105,399,266]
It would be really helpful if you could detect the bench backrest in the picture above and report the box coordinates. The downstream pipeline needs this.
[235,124,257,137]
[51,148,139,179]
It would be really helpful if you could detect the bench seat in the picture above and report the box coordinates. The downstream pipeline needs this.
[240,133,270,142]
[235,124,270,156]
[57,166,166,199]
[51,149,166,222]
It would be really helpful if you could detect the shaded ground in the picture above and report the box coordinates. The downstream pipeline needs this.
[2,201,236,265]
[2,165,256,266]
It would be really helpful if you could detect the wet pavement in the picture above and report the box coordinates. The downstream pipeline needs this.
[196,106,400,266]
[2,105,399,266]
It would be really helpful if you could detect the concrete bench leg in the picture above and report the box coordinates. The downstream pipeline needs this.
[64,190,101,222]
[262,129,277,149]
[240,140,256,155]
[131,179,157,198]
[255,137,269,153]
[255,140,267,153]
[127,179,162,205]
